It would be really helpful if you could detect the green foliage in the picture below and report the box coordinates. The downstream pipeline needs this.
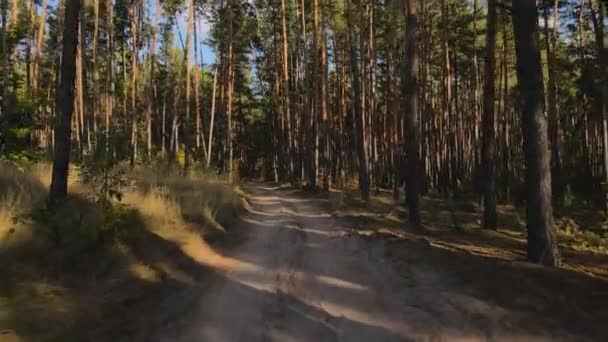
[557,218,608,253]
[8,156,138,249]
[13,163,140,249]
[1,95,39,159]
[13,196,144,253]
[79,159,133,207]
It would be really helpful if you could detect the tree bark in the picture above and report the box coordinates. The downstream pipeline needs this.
[543,0,562,207]
[106,0,114,153]
[226,0,234,181]
[403,0,421,226]
[76,11,85,156]
[207,49,220,168]
[280,0,294,181]
[321,11,329,191]
[193,13,208,162]
[346,0,369,200]
[589,0,607,217]
[32,0,48,92]
[1,0,8,119]
[147,0,161,158]
[441,0,452,189]
[482,0,498,229]
[129,2,139,165]
[183,0,194,172]
[49,0,81,203]
[511,0,559,266]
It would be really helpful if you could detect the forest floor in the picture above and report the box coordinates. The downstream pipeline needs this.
[2,180,608,341]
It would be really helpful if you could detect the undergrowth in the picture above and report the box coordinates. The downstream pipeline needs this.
[328,185,608,258]
[0,161,245,340]
[1,161,244,253]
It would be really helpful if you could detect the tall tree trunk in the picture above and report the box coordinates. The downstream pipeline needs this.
[49,0,81,203]
[321,11,329,191]
[280,0,294,181]
[512,0,559,266]
[544,0,562,207]
[441,0,452,189]
[226,0,234,181]
[32,0,48,92]
[1,0,7,118]
[501,11,511,198]
[472,0,480,169]
[92,0,100,150]
[346,0,369,200]
[193,13,207,162]
[590,0,607,217]
[299,0,307,181]
[482,0,497,230]
[183,0,194,172]
[207,62,219,168]
[106,0,114,154]
[403,0,421,226]
[76,13,85,157]
[147,0,161,158]
[130,2,139,165]
[308,0,320,189]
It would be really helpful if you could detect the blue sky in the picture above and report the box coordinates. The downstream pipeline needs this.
[173,6,216,65]
[46,0,216,64]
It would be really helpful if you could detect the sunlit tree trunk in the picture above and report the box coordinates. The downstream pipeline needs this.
[92,0,100,149]
[193,13,208,163]
[75,12,85,157]
[106,0,114,154]
[183,0,194,172]
[280,0,294,181]
[147,0,161,159]
[207,61,219,168]
[129,2,139,165]
[543,0,562,207]
[32,0,48,92]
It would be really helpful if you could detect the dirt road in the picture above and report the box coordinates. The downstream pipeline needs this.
[154,184,594,342]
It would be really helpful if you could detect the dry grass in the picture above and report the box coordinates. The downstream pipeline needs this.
[0,162,245,341]
[0,162,50,246]
[127,167,245,236]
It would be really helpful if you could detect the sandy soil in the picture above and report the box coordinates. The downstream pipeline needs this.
[151,183,605,342]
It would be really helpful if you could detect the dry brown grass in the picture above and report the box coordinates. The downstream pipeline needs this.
[0,162,50,246]
[0,162,245,341]
[127,167,245,236]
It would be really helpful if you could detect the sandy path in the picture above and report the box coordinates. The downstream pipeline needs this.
[154,184,560,342]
